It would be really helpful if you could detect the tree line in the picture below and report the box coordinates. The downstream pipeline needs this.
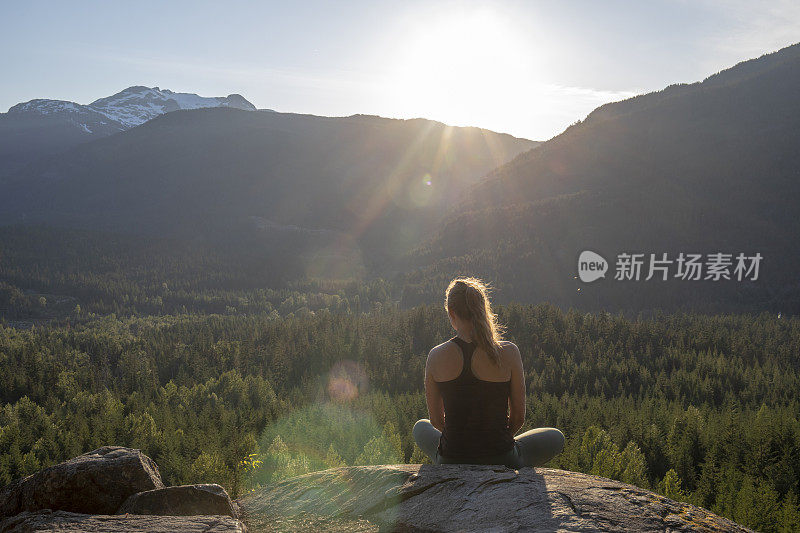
[1,304,798,530]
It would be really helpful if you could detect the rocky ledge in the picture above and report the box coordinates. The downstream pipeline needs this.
[0,449,751,532]
[239,464,752,532]
[0,447,244,532]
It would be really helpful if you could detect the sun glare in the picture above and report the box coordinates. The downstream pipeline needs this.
[381,7,543,131]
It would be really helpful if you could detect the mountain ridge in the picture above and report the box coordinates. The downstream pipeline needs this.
[0,106,539,279]
[0,86,258,178]
[397,41,800,313]
[3,43,800,313]
[6,85,258,128]
[582,41,800,127]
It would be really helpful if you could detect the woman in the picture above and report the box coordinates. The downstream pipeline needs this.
[412,277,565,468]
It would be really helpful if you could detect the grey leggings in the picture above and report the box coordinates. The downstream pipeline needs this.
[413,419,565,468]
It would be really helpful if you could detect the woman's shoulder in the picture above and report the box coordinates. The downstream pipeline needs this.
[498,340,520,351]
[497,341,522,363]
[428,339,458,358]
[425,340,460,380]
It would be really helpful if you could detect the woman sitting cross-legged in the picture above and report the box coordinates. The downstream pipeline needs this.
[413,277,565,468]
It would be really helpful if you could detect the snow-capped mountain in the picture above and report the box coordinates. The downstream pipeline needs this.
[7,86,257,132]
[0,87,258,177]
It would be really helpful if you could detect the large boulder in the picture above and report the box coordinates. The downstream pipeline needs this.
[0,510,245,532]
[0,446,163,517]
[117,484,237,518]
[238,464,752,532]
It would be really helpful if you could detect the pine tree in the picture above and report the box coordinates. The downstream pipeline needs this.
[658,469,687,501]
[324,443,345,468]
[779,489,800,533]
[620,441,649,489]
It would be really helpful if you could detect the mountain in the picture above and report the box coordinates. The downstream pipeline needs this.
[399,42,800,313]
[5,43,799,315]
[0,86,257,177]
[84,86,256,128]
[0,108,538,275]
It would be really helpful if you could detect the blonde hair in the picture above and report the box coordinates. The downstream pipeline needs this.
[445,277,505,365]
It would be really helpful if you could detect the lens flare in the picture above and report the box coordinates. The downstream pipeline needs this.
[407,173,435,208]
[327,360,368,402]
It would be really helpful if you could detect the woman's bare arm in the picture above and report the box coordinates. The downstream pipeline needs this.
[424,348,445,431]
[506,343,526,435]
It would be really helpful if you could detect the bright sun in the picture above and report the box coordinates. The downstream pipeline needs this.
[381,7,542,130]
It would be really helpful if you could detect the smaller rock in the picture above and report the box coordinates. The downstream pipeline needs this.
[117,484,237,518]
[0,446,163,517]
[0,510,245,532]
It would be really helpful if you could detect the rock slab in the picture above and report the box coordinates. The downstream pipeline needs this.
[0,446,163,517]
[117,483,237,518]
[238,464,752,532]
[0,510,245,532]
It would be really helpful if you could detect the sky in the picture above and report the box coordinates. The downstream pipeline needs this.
[1,0,798,141]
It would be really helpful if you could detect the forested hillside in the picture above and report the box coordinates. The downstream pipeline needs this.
[3,46,800,315]
[401,43,800,314]
[1,304,798,531]
[0,108,536,272]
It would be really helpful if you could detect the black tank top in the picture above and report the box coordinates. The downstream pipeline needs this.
[437,336,515,458]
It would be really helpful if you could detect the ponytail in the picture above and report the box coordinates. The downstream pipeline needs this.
[445,277,505,366]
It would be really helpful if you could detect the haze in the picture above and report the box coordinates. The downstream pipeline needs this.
[1,0,798,140]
